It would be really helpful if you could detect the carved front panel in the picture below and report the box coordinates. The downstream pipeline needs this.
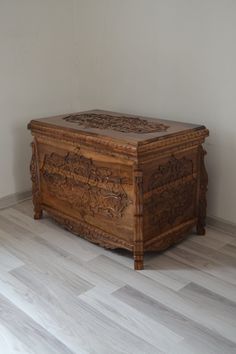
[40,150,132,219]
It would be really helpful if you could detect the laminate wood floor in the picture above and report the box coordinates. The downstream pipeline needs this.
[0,200,236,354]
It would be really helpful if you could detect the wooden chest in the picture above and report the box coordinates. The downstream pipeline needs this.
[28,110,209,270]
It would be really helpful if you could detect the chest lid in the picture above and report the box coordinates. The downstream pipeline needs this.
[28,110,208,157]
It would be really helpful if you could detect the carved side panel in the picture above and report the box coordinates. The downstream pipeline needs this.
[30,141,42,219]
[41,150,132,219]
[145,180,196,232]
[144,153,197,239]
[197,146,208,235]
[148,156,194,191]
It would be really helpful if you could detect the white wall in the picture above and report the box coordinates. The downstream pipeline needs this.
[1,0,236,224]
[74,0,236,224]
[0,0,76,198]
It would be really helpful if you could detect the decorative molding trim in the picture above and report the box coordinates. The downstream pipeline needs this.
[138,129,209,152]
[138,142,200,165]
[0,190,31,210]
[207,215,236,237]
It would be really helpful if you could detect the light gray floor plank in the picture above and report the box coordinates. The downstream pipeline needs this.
[146,254,236,302]
[0,208,49,235]
[87,255,236,342]
[165,246,236,286]
[0,225,94,291]
[0,208,103,262]
[0,270,158,354]
[0,271,89,354]
[139,266,190,291]
[113,285,236,354]
[0,293,74,354]
[177,239,236,267]
[229,238,236,247]
[13,199,34,218]
[0,322,34,354]
[11,263,93,299]
[189,228,235,249]
[0,199,235,354]
[0,246,24,272]
[79,287,183,352]
[179,282,236,327]
[220,243,236,258]
[0,226,120,294]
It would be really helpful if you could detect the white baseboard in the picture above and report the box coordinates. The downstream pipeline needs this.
[207,215,236,236]
[0,190,32,210]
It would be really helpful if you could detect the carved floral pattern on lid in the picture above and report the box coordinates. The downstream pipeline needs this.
[63,113,169,134]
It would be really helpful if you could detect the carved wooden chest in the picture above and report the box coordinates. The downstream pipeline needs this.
[28,110,209,270]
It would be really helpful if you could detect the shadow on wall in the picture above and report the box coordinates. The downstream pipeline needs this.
[12,120,32,194]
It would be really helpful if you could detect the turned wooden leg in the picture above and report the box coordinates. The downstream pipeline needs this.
[34,208,43,220]
[196,223,206,235]
[196,146,208,236]
[134,252,144,270]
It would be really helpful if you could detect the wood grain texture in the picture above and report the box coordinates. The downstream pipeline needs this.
[0,200,235,354]
[79,288,183,353]
[165,246,236,286]
[28,110,209,269]
[0,246,24,272]
[87,255,236,342]
[0,294,73,354]
[113,286,236,354]
[0,322,33,354]
[179,282,236,325]
[146,254,236,302]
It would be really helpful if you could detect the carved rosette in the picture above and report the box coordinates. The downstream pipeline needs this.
[197,146,208,235]
[63,113,169,134]
[41,151,131,219]
[30,141,42,219]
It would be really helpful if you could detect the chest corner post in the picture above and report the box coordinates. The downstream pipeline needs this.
[30,139,43,220]
[133,169,144,270]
